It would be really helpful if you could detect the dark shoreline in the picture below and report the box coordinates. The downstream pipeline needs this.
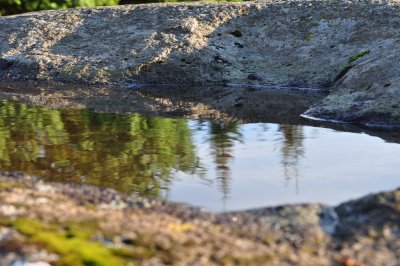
[1,80,400,145]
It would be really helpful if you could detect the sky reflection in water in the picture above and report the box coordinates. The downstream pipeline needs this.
[0,100,398,211]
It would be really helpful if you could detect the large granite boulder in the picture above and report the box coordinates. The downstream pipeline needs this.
[1,0,400,126]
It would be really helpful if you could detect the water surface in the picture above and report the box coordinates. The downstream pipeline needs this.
[0,100,398,211]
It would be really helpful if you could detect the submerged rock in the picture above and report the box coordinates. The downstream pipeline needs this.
[1,0,400,126]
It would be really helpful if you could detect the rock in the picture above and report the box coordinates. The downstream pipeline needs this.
[332,188,400,266]
[334,188,400,239]
[1,1,400,126]
[0,173,398,265]
[304,45,400,127]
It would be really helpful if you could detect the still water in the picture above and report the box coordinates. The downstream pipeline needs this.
[0,100,399,211]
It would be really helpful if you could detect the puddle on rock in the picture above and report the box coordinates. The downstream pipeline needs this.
[0,100,399,211]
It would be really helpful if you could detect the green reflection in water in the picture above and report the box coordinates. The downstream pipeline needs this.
[0,100,307,202]
[0,100,202,197]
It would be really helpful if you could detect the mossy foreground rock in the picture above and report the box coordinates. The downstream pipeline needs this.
[1,0,400,126]
[0,174,399,265]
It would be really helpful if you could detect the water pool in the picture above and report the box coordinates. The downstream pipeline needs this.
[0,100,398,211]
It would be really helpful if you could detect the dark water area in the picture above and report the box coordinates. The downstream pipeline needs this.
[0,100,399,211]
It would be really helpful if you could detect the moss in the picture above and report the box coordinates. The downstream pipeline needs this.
[0,181,22,189]
[304,32,313,41]
[264,235,276,246]
[110,247,135,258]
[167,222,195,232]
[334,50,370,82]
[220,254,273,265]
[11,219,126,266]
[348,50,370,63]
[365,85,373,90]
[334,64,353,81]
[11,218,166,264]
[85,203,96,210]
[112,246,157,260]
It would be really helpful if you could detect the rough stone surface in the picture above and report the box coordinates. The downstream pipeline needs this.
[0,173,398,265]
[1,1,400,126]
[304,43,400,127]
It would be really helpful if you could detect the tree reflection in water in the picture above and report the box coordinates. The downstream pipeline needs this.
[277,125,305,193]
[208,123,242,207]
[207,123,305,198]
[0,100,306,202]
[0,100,202,197]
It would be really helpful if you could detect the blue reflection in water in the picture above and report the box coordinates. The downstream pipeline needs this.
[168,121,400,211]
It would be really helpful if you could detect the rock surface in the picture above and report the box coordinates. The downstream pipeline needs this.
[303,42,400,127]
[1,0,400,126]
[0,173,398,265]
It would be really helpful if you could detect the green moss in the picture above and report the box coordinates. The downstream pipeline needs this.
[334,50,370,82]
[0,181,22,189]
[304,32,313,41]
[220,254,273,265]
[365,85,373,90]
[110,247,134,258]
[86,203,96,210]
[11,219,126,266]
[348,50,370,63]
[111,246,156,260]
[334,64,353,81]
[264,235,275,246]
